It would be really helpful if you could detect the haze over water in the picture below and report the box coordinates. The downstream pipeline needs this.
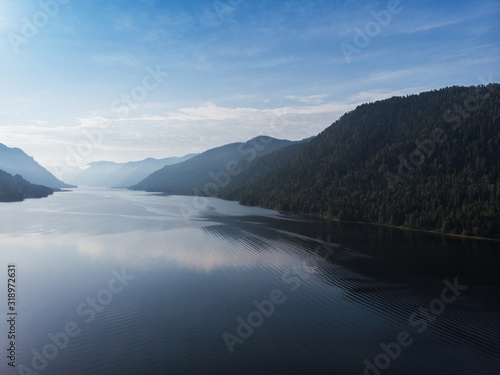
[0,188,498,375]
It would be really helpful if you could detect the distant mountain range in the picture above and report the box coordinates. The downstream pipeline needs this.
[130,136,304,194]
[0,169,55,202]
[0,143,74,189]
[130,84,499,239]
[3,84,498,239]
[68,154,197,187]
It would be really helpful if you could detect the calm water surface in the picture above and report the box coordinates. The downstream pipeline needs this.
[0,188,498,374]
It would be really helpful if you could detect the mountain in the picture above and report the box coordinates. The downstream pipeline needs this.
[217,85,500,239]
[216,139,313,198]
[108,156,198,187]
[0,144,74,189]
[69,154,196,187]
[69,161,122,187]
[130,136,299,194]
[0,169,55,202]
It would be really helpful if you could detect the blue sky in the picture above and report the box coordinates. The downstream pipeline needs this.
[0,0,498,175]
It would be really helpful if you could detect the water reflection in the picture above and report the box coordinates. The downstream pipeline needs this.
[0,189,498,375]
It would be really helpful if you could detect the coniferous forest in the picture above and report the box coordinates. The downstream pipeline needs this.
[216,85,500,239]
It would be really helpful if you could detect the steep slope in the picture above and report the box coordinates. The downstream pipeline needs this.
[219,85,500,239]
[0,144,74,188]
[131,136,295,194]
[69,154,196,187]
[0,169,55,202]
[218,138,313,198]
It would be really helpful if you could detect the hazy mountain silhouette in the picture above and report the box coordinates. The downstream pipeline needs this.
[69,154,197,187]
[130,136,299,194]
[0,143,74,188]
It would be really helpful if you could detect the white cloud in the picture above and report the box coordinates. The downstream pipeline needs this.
[0,87,435,169]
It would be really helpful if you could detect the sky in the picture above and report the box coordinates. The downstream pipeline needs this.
[0,0,498,176]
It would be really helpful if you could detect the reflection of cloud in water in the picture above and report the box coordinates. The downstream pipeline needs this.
[0,189,347,276]
[76,226,290,273]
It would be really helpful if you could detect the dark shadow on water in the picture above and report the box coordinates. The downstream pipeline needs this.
[200,211,500,286]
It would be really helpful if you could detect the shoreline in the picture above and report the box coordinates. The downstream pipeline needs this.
[127,189,500,243]
[238,202,500,243]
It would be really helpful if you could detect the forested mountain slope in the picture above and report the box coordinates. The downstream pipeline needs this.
[218,85,499,239]
[131,136,297,194]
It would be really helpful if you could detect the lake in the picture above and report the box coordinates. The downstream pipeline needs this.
[0,188,498,375]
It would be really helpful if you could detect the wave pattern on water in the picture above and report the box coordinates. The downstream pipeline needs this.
[1,190,499,375]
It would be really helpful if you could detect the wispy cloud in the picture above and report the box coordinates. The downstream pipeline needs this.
[398,18,464,34]
[365,67,444,83]
[1,0,497,169]
[112,14,137,32]
[285,94,329,104]
[346,88,425,103]
[0,85,444,169]
[253,57,293,68]
[92,54,140,67]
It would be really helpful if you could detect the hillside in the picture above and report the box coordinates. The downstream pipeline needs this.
[130,136,297,194]
[0,144,74,189]
[218,85,500,239]
[0,169,55,202]
[69,154,197,187]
